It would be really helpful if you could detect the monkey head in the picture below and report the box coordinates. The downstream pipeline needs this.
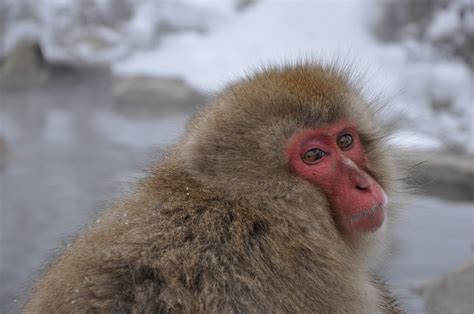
[286,119,387,234]
[178,63,397,241]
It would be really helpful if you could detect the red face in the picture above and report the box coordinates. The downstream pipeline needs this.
[287,120,386,234]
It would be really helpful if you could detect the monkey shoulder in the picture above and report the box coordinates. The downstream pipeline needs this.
[25,170,269,313]
[114,169,274,312]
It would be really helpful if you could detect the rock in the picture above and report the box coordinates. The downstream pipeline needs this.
[0,40,112,85]
[424,263,474,314]
[111,76,207,117]
[0,136,7,171]
[405,151,474,201]
[236,0,258,11]
[0,40,48,85]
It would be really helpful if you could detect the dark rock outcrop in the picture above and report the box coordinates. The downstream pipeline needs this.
[406,152,474,201]
[0,136,7,171]
[111,76,207,117]
[0,40,48,85]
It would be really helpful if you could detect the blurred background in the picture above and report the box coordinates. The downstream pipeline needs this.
[0,0,472,313]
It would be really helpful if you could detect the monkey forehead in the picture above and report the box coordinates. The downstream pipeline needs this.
[184,63,377,146]
[286,119,359,149]
[213,64,370,127]
[182,64,377,165]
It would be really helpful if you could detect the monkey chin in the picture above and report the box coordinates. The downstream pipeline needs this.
[339,188,389,235]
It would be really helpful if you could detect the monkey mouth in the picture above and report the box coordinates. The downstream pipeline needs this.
[345,204,384,232]
[350,204,382,222]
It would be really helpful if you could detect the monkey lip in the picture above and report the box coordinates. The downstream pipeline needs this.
[347,204,384,232]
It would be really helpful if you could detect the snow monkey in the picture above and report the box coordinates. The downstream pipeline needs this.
[23,62,403,313]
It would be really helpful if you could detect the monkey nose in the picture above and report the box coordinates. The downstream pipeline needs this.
[355,176,371,190]
[341,157,372,190]
[352,171,373,191]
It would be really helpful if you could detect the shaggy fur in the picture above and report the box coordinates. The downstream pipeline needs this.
[23,63,403,313]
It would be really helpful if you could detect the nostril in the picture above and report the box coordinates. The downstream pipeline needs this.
[355,176,372,191]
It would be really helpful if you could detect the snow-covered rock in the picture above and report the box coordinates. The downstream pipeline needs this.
[111,76,206,117]
[421,263,474,314]
[0,39,48,85]
[0,0,236,63]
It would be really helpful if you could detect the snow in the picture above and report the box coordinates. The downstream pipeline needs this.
[3,21,41,56]
[115,0,380,92]
[1,0,473,153]
[428,4,461,40]
[427,0,474,40]
[112,0,474,154]
[1,0,234,62]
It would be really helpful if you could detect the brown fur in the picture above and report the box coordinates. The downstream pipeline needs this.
[23,62,403,313]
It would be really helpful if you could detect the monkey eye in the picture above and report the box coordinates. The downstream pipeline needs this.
[337,133,353,150]
[302,148,326,164]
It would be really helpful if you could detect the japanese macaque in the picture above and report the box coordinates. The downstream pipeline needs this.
[23,63,403,313]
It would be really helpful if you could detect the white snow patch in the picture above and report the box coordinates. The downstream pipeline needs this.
[427,4,462,40]
[1,0,235,63]
[3,21,42,54]
[115,0,383,92]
